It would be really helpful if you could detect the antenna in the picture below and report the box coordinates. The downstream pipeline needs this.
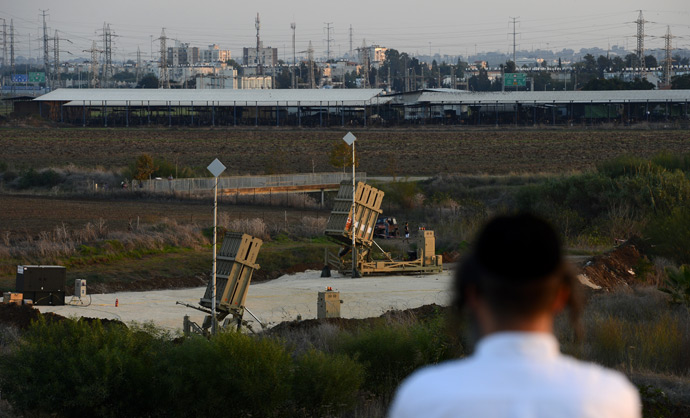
[324,22,333,62]
[510,16,519,67]
[291,22,296,89]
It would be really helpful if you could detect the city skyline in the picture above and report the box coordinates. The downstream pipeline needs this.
[2,0,689,63]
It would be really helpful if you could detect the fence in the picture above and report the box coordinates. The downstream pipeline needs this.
[140,172,367,195]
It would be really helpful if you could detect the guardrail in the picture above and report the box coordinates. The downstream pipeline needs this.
[140,172,367,195]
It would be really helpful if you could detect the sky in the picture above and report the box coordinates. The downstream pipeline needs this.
[2,0,689,63]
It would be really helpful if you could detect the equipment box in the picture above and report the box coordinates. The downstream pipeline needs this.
[16,266,66,306]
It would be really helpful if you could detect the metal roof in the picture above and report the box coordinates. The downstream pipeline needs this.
[34,88,389,107]
[394,89,690,105]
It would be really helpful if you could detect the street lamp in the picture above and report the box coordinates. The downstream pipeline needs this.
[342,132,359,278]
[207,158,226,334]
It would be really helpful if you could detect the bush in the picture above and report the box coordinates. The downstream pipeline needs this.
[645,208,690,265]
[293,349,365,416]
[14,168,64,189]
[157,332,293,418]
[660,265,690,311]
[335,317,458,396]
[0,318,162,417]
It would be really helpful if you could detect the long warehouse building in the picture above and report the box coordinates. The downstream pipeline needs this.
[30,88,690,127]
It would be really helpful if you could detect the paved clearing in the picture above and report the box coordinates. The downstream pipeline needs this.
[36,270,452,332]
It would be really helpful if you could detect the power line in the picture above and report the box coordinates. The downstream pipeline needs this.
[324,22,333,62]
[635,10,648,75]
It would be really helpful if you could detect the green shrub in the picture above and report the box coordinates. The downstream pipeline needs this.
[645,208,690,265]
[15,168,64,189]
[660,265,690,310]
[335,317,457,396]
[293,349,365,417]
[0,318,162,417]
[157,332,292,418]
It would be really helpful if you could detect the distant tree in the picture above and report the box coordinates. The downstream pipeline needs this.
[468,68,492,91]
[504,60,517,73]
[134,154,156,181]
[581,77,654,90]
[596,55,612,77]
[672,54,690,66]
[328,142,358,172]
[112,71,136,83]
[671,74,690,89]
[611,56,626,72]
[225,59,241,71]
[625,53,640,68]
[137,73,159,88]
[274,67,291,89]
[645,55,658,68]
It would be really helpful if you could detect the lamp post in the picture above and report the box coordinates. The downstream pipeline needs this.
[342,132,359,278]
[207,158,226,334]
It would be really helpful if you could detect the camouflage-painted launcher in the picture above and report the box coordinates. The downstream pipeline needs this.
[324,181,442,276]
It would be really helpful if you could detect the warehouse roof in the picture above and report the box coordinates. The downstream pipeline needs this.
[392,89,690,105]
[34,88,389,107]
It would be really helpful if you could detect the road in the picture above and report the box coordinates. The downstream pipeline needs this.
[36,270,452,332]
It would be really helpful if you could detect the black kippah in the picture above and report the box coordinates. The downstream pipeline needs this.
[474,213,562,282]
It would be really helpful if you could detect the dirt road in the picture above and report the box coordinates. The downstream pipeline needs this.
[36,270,452,331]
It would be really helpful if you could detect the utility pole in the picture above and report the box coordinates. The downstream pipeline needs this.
[635,10,647,76]
[255,13,262,76]
[41,10,50,89]
[158,28,169,88]
[291,22,296,89]
[510,16,519,67]
[324,22,333,62]
[663,26,674,86]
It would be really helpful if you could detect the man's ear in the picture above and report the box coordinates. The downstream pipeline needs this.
[551,284,571,313]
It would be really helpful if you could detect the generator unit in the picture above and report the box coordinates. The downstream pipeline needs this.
[317,289,341,319]
[15,265,65,306]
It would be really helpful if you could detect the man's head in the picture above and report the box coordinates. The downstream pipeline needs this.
[453,213,582,336]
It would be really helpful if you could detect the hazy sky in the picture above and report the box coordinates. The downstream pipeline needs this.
[2,0,689,62]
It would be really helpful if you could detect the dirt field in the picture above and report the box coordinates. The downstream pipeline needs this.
[1,127,689,175]
[0,194,328,236]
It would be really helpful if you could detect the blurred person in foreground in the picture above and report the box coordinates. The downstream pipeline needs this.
[389,213,640,418]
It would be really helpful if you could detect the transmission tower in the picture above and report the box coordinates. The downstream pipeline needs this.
[53,30,60,88]
[307,41,315,88]
[359,39,369,88]
[136,46,142,83]
[158,28,169,88]
[349,25,353,57]
[9,19,14,74]
[324,22,333,62]
[510,16,520,67]
[663,26,675,86]
[84,40,103,88]
[101,23,114,88]
[291,22,296,89]
[255,13,263,76]
[635,10,647,75]
[41,10,51,89]
[1,19,6,70]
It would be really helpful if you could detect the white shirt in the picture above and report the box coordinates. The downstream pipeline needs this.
[389,332,640,418]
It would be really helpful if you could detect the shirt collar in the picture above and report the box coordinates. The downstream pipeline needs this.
[475,332,561,361]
